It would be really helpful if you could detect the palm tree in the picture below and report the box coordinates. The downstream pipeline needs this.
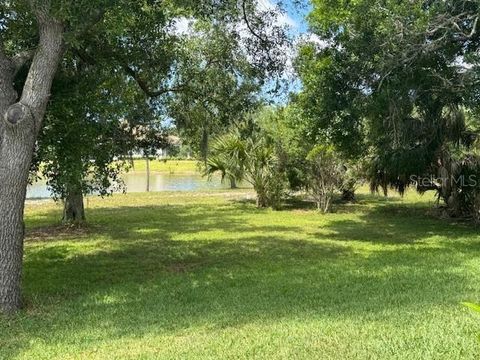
[205,129,285,208]
[368,106,480,218]
[204,131,246,189]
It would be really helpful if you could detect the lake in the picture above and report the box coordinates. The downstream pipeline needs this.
[26,172,231,199]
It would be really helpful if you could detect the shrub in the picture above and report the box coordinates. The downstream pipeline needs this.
[305,145,343,212]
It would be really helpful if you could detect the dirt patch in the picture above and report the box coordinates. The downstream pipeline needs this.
[26,224,94,242]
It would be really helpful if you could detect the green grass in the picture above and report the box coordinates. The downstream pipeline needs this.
[130,159,200,174]
[2,189,480,359]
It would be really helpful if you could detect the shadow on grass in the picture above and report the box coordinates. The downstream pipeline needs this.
[232,191,407,213]
[313,201,478,245]
[2,197,479,358]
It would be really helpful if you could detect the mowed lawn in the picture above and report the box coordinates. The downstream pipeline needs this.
[2,189,480,359]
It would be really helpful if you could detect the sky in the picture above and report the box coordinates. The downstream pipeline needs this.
[252,0,315,100]
[257,0,311,33]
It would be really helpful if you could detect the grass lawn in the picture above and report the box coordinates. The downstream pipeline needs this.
[2,189,480,359]
[130,159,200,174]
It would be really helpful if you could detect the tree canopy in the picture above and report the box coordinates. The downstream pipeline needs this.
[297,0,480,216]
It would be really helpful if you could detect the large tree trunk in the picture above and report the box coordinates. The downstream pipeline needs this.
[63,190,86,224]
[0,44,24,314]
[0,8,63,314]
[0,115,36,313]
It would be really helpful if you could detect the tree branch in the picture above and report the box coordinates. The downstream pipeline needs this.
[241,0,268,47]
[14,1,64,131]
[64,9,106,42]
[121,64,189,97]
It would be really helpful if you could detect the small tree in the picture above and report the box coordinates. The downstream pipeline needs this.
[306,145,343,213]
[205,131,247,189]
[244,136,287,209]
[205,126,287,209]
[129,124,170,192]
[32,59,155,224]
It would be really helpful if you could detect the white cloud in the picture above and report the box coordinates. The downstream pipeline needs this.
[297,32,328,49]
[172,17,195,37]
[256,0,298,28]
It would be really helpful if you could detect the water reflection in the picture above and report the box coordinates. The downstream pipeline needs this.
[27,172,230,199]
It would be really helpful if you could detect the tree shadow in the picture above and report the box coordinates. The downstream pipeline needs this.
[231,192,407,213]
[2,197,479,358]
[313,201,479,245]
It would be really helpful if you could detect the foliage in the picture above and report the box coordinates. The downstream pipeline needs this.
[19,0,291,214]
[255,104,310,191]
[297,0,480,217]
[305,144,343,212]
[31,54,152,202]
[337,159,364,202]
[205,116,287,208]
[165,24,263,161]
[205,131,248,186]
[243,134,287,209]
[254,104,363,208]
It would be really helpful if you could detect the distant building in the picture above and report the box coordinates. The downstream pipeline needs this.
[131,135,187,159]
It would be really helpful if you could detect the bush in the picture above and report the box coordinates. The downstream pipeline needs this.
[305,145,343,213]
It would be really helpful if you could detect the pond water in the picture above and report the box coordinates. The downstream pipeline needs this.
[26,172,231,199]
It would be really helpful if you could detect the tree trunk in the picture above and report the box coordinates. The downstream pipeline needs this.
[63,190,86,224]
[341,189,355,202]
[229,176,237,189]
[256,189,268,208]
[146,156,151,192]
[0,40,25,314]
[201,127,209,166]
[381,183,388,197]
[0,8,63,313]
[129,151,135,170]
[0,126,32,313]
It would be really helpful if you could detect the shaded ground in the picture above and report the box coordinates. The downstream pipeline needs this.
[1,190,480,359]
